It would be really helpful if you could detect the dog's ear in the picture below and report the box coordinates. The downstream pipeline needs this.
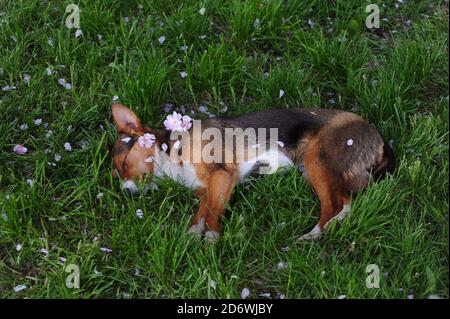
[112,103,143,135]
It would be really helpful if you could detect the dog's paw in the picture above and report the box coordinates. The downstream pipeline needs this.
[296,224,322,242]
[187,218,205,238]
[204,230,220,244]
[187,224,203,237]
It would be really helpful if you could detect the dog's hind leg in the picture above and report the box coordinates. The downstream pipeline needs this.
[297,138,350,241]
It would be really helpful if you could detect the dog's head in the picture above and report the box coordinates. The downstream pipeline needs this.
[111,103,158,191]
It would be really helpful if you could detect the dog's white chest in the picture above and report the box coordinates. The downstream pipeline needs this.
[238,149,294,181]
[154,150,204,189]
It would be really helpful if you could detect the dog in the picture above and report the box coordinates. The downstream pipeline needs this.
[110,103,394,242]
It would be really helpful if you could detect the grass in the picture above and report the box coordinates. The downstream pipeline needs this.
[0,0,448,299]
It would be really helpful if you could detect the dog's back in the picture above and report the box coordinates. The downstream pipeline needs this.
[203,108,394,192]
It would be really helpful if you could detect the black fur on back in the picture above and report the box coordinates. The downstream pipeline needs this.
[219,108,327,148]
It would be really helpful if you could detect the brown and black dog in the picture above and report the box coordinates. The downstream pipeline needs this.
[111,103,394,242]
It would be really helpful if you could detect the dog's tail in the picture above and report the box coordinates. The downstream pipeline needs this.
[372,141,395,180]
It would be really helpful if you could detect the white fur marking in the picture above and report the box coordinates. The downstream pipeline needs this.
[122,179,139,193]
[297,224,322,241]
[298,204,351,242]
[205,230,220,243]
[144,156,154,163]
[324,204,351,228]
[238,149,294,181]
[153,149,204,189]
[188,217,205,236]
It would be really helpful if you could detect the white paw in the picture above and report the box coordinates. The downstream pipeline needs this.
[122,180,139,194]
[323,204,351,228]
[204,230,220,243]
[187,218,205,237]
[296,224,322,242]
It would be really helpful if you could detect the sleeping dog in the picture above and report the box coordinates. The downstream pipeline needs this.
[111,103,394,242]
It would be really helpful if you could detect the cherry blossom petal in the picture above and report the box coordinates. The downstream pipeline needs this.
[144,156,154,163]
[241,288,250,299]
[138,133,156,148]
[75,29,83,38]
[64,142,72,151]
[13,144,27,155]
[14,285,27,292]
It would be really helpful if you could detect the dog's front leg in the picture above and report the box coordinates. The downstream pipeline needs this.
[187,187,208,237]
[189,170,236,243]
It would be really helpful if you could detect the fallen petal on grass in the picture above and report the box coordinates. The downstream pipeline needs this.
[13,144,28,155]
[75,29,83,38]
[277,261,288,270]
[64,142,72,151]
[14,285,27,292]
[241,288,250,299]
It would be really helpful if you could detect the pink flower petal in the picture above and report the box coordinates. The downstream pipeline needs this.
[13,144,27,155]
[144,156,154,163]
[138,133,156,148]
[163,111,183,131]
[64,142,72,151]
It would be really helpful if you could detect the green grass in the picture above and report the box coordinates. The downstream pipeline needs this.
[0,0,448,299]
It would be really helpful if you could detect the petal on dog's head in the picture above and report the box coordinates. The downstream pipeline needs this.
[112,103,143,135]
